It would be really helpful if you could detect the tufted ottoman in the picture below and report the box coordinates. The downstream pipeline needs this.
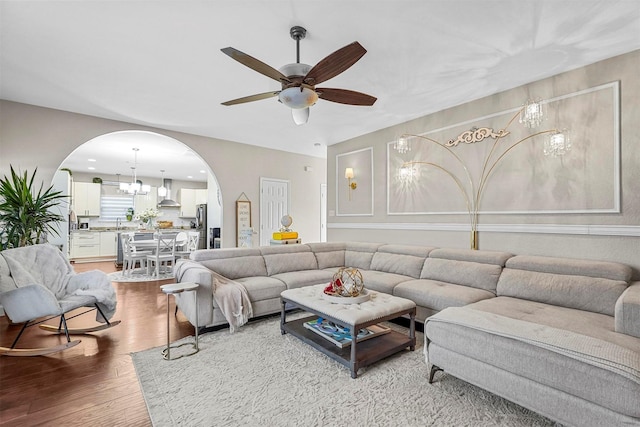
[280,284,416,378]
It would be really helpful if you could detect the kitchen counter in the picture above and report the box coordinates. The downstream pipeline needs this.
[71,227,194,233]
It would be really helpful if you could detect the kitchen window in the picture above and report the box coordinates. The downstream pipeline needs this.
[101,195,134,222]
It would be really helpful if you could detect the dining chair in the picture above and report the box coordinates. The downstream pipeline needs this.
[175,231,200,259]
[146,232,178,277]
[121,232,152,277]
[174,231,188,252]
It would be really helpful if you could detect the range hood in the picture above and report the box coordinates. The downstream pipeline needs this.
[157,179,181,207]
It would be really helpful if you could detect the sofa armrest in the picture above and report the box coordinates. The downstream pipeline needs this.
[615,281,640,338]
[173,260,215,328]
[0,284,61,323]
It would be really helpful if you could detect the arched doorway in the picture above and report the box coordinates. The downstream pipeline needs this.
[50,130,222,257]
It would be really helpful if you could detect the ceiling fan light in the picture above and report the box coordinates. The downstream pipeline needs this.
[279,87,318,109]
[292,107,309,125]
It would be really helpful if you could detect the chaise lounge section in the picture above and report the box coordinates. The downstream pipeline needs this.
[425,254,640,426]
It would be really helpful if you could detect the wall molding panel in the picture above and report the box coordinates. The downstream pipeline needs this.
[328,222,640,237]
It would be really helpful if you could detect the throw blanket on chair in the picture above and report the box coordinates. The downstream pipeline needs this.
[174,261,253,333]
[0,244,117,322]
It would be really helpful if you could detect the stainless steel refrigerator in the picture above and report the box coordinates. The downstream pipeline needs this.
[195,203,207,249]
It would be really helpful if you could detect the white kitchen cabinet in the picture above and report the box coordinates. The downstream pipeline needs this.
[179,188,207,217]
[179,189,197,217]
[70,231,101,258]
[195,189,208,205]
[134,188,157,212]
[99,231,117,257]
[73,182,101,216]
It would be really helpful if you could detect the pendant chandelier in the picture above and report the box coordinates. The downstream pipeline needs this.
[158,170,167,197]
[119,148,150,195]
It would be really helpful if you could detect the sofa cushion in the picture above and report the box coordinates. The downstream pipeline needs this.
[260,245,318,276]
[616,282,640,338]
[469,297,640,349]
[359,270,413,294]
[307,242,346,269]
[235,276,287,302]
[497,268,628,316]
[192,248,267,280]
[271,270,334,290]
[370,244,433,279]
[505,254,632,282]
[428,248,513,266]
[394,279,495,312]
[420,258,502,293]
[344,242,383,270]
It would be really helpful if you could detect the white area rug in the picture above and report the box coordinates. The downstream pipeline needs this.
[108,270,174,282]
[131,316,558,427]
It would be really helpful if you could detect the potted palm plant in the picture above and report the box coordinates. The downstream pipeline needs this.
[0,166,68,249]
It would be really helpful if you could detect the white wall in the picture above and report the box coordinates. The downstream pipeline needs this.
[327,50,640,278]
[0,102,327,247]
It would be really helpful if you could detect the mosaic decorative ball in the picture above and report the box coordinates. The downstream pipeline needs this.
[330,267,365,297]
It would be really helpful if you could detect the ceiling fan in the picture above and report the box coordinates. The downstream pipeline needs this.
[220,26,377,125]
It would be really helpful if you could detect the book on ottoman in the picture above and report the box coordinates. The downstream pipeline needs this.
[302,317,390,348]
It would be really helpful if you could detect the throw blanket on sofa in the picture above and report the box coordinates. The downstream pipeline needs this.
[1,244,116,322]
[425,307,640,385]
[209,270,253,333]
[174,261,253,333]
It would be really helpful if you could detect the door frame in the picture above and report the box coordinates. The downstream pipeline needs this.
[320,183,327,242]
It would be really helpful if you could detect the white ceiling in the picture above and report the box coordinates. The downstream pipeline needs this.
[2,1,640,176]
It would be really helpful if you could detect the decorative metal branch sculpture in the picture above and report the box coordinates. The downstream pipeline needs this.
[398,106,561,249]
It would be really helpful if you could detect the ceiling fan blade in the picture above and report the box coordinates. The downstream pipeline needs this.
[221,91,280,106]
[303,41,367,86]
[291,107,309,125]
[221,47,290,83]
[316,88,377,106]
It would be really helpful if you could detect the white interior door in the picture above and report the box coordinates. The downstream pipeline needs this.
[260,178,290,246]
[320,183,327,242]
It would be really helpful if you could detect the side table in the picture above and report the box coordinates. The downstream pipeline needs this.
[160,282,199,360]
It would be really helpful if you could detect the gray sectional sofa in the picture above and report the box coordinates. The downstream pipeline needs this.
[173,242,510,328]
[174,241,640,427]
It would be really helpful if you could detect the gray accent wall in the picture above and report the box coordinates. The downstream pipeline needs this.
[327,50,640,278]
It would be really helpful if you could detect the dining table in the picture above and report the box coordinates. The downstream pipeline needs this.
[128,234,188,278]
[131,236,188,252]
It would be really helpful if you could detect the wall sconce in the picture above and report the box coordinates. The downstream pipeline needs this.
[519,98,545,128]
[345,167,357,200]
[544,130,571,157]
[394,135,411,154]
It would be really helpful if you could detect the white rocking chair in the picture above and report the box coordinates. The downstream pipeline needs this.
[0,244,120,356]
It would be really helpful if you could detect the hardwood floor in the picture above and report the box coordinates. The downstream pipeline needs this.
[0,261,194,426]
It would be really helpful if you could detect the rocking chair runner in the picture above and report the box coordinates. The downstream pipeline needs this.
[0,244,120,356]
